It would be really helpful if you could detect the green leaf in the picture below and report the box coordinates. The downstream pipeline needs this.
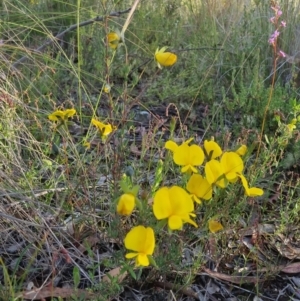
[148,256,158,268]
[73,266,80,288]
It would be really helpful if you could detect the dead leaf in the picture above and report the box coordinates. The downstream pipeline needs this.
[20,287,94,300]
[102,267,127,283]
[202,268,263,284]
[280,262,300,274]
[208,219,223,233]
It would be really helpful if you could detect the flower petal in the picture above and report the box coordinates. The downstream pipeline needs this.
[117,193,135,215]
[155,52,177,67]
[173,144,204,173]
[153,187,172,220]
[143,227,155,255]
[137,254,150,266]
[125,252,138,259]
[124,226,148,252]
[204,140,222,160]
[65,109,76,118]
[186,174,212,201]
[221,152,244,180]
[168,186,194,214]
[168,215,183,230]
[247,187,264,197]
[208,219,224,233]
[165,140,178,152]
[189,144,205,166]
[205,160,226,188]
[107,31,120,49]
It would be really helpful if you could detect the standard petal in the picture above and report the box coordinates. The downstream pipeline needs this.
[153,187,172,220]
[199,178,213,200]
[221,152,244,180]
[173,143,189,165]
[143,227,155,255]
[107,32,120,49]
[189,145,205,166]
[204,140,222,160]
[155,52,177,67]
[124,226,147,252]
[169,186,194,214]
[205,160,224,186]
[117,193,135,215]
[187,174,201,194]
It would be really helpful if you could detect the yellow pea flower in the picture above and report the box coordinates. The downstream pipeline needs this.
[205,152,244,187]
[205,159,227,188]
[117,193,135,216]
[186,174,212,204]
[287,118,297,132]
[91,118,115,137]
[48,108,76,122]
[124,226,155,267]
[155,46,177,69]
[220,152,244,182]
[174,143,204,173]
[104,83,111,93]
[239,174,264,197]
[165,138,204,173]
[204,140,222,160]
[153,186,197,230]
[107,31,123,49]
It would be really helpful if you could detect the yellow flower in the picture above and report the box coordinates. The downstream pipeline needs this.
[91,118,114,137]
[174,143,204,173]
[205,159,227,188]
[208,219,224,233]
[204,140,222,160]
[124,226,155,267]
[186,174,212,204]
[287,118,297,132]
[165,138,204,173]
[153,186,197,230]
[239,174,264,197]
[117,193,135,216]
[83,141,91,149]
[205,152,244,187]
[107,31,123,49]
[236,145,247,156]
[155,46,177,69]
[48,109,76,122]
[221,152,244,182]
[104,83,111,93]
